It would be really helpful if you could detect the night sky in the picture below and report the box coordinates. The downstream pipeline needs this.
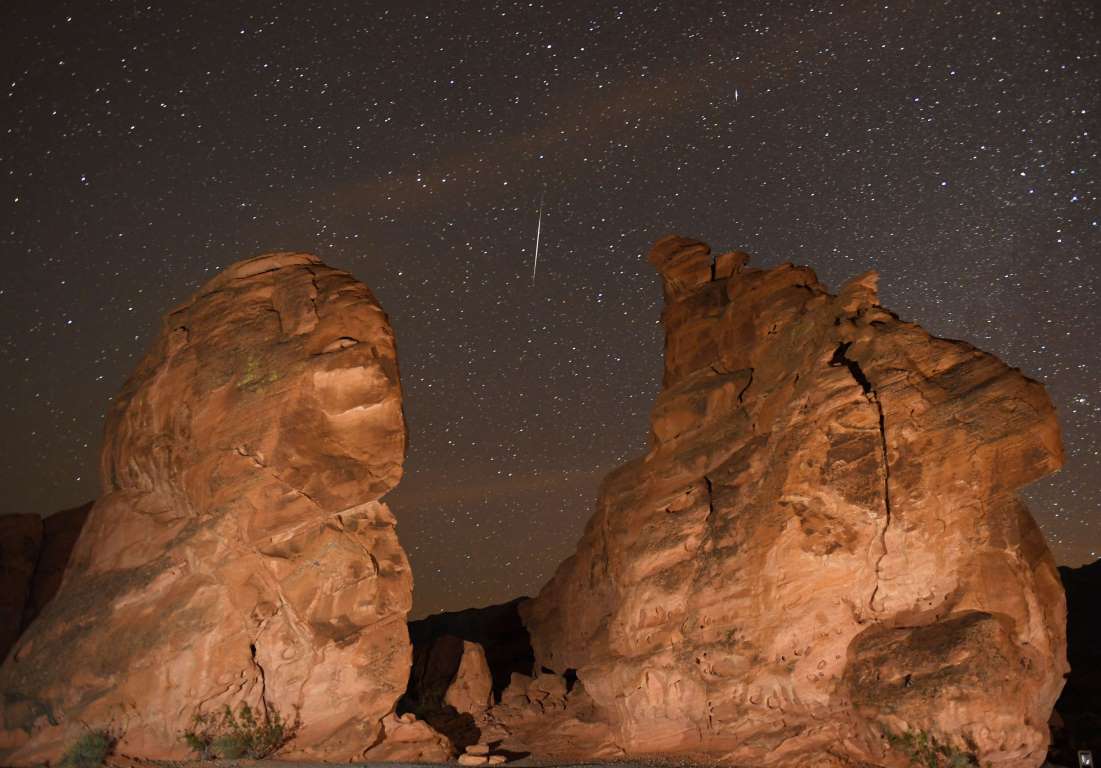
[2,1,1098,617]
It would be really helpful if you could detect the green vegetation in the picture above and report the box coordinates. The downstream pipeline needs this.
[182,702,297,760]
[236,353,280,390]
[58,729,113,768]
[885,728,979,768]
[238,354,264,389]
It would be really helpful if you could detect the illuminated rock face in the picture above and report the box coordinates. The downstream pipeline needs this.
[522,236,1067,768]
[0,253,412,764]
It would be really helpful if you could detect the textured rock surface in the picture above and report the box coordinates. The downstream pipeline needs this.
[0,515,42,661]
[477,668,622,762]
[397,634,490,752]
[363,713,453,762]
[444,641,494,715]
[398,601,620,762]
[0,253,412,764]
[522,236,1067,767]
[22,502,93,628]
[0,502,92,664]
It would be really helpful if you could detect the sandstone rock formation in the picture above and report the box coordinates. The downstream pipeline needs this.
[477,667,622,762]
[398,603,621,763]
[0,502,90,663]
[22,503,93,628]
[397,633,487,751]
[363,713,453,763]
[398,600,535,754]
[444,641,494,715]
[0,515,42,661]
[0,253,414,764]
[522,236,1067,767]
[407,598,534,698]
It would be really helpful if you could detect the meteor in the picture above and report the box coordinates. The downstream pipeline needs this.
[531,191,544,283]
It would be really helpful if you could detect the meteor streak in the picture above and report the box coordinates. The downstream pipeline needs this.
[531,192,544,283]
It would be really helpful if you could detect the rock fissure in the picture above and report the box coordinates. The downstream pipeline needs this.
[703,475,716,527]
[235,445,323,509]
[737,368,754,402]
[249,641,270,716]
[521,235,1067,768]
[828,342,893,613]
[305,267,322,324]
[828,342,871,395]
[868,391,892,614]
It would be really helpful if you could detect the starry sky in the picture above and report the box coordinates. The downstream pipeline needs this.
[2,1,1098,617]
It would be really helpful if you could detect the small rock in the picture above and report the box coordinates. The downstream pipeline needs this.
[458,754,489,766]
[486,756,506,765]
[465,744,490,755]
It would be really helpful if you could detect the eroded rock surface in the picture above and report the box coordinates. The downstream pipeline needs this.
[0,253,413,764]
[522,236,1067,767]
[0,515,42,661]
[478,667,622,762]
[0,502,92,663]
[22,502,93,628]
[398,602,619,762]
[363,713,453,763]
[444,641,494,715]
[407,598,534,698]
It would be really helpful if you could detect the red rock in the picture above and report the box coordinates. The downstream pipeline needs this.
[484,678,622,762]
[400,632,491,751]
[363,713,453,762]
[444,641,494,714]
[522,236,1067,768]
[22,502,92,627]
[500,672,533,706]
[525,672,567,711]
[407,597,534,697]
[0,253,413,765]
[0,515,42,661]
[0,502,92,665]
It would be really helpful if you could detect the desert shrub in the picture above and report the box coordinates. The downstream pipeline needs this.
[58,729,113,768]
[182,702,297,760]
[885,728,978,768]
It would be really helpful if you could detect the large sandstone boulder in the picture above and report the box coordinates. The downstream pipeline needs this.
[0,253,413,764]
[522,236,1067,768]
[443,641,493,715]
